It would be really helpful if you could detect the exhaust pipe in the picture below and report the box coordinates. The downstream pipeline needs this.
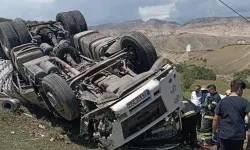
[1,98,21,111]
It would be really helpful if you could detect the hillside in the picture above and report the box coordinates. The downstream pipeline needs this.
[90,19,179,31]
[179,17,250,37]
[1,16,249,54]
[92,17,250,54]
[186,45,250,75]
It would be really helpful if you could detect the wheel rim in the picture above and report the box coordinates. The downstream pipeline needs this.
[43,85,65,116]
[127,44,140,60]
[46,92,64,111]
[126,44,143,72]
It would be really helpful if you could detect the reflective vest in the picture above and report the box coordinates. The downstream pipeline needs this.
[204,92,221,119]
[181,100,197,118]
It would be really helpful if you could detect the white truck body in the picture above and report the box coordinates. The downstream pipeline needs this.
[104,69,184,149]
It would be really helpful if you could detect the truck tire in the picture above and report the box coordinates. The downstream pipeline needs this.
[11,19,32,44]
[69,10,88,32]
[41,73,80,121]
[0,45,8,59]
[56,12,79,37]
[0,22,21,59]
[120,31,157,73]
[53,41,79,63]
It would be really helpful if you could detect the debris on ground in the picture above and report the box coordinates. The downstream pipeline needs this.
[50,138,55,142]
[38,124,46,129]
[23,113,33,118]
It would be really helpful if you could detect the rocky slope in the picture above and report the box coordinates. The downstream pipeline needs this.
[178,17,250,37]
[91,17,250,53]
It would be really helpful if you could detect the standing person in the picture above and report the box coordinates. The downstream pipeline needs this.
[201,85,208,105]
[201,91,210,117]
[181,98,198,149]
[225,89,231,97]
[190,85,202,131]
[212,79,250,150]
[200,85,208,112]
[216,89,231,150]
[246,116,250,150]
[203,84,221,146]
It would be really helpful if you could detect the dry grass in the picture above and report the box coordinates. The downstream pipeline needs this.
[186,45,250,75]
[0,105,97,150]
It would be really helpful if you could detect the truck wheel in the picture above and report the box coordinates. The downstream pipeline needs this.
[69,10,88,32]
[41,73,80,121]
[53,41,79,63]
[56,12,79,37]
[11,19,32,44]
[120,31,157,73]
[0,22,21,59]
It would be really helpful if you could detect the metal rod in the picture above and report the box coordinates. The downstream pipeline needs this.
[79,55,96,63]
[52,57,80,75]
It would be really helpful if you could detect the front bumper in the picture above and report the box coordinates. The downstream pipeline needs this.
[121,112,183,150]
[124,133,182,150]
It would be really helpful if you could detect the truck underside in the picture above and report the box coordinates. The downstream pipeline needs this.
[0,10,184,150]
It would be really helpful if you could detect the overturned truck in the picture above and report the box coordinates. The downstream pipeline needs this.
[0,10,184,149]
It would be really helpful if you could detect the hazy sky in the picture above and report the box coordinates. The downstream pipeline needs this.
[0,0,249,25]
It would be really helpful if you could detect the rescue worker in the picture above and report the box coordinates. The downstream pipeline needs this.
[201,92,210,116]
[181,97,198,149]
[203,84,221,146]
[200,86,208,130]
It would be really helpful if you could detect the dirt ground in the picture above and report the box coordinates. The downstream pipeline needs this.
[0,104,98,150]
[0,104,218,150]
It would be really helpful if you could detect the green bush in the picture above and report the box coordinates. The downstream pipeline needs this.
[181,70,195,89]
[175,63,216,80]
[175,63,186,73]
[0,17,11,22]
[175,63,216,90]
[233,69,250,88]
